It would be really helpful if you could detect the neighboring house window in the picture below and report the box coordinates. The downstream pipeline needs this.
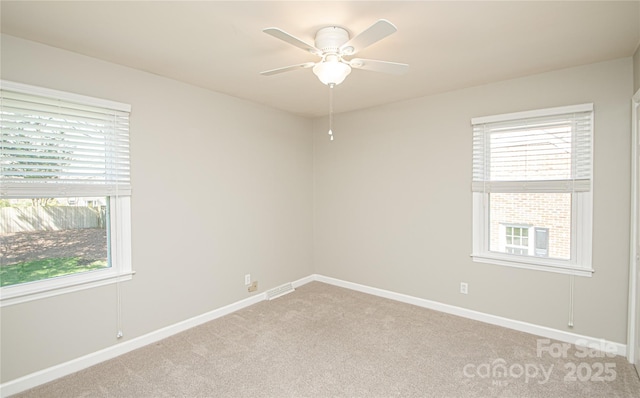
[0,81,133,305]
[497,224,550,257]
[502,224,531,255]
[471,104,593,276]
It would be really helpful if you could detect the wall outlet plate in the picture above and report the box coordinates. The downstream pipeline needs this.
[244,274,251,285]
[460,282,468,295]
[248,281,258,292]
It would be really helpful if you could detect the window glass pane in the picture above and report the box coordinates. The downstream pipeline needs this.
[489,193,571,260]
[0,197,109,287]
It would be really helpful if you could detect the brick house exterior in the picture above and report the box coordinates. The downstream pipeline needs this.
[489,192,571,259]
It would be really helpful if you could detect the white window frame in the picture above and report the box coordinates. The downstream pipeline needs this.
[471,104,594,277]
[0,81,133,306]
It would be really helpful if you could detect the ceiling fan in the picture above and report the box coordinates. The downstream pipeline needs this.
[260,19,409,86]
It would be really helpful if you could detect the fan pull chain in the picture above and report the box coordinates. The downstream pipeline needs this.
[328,83,334,141]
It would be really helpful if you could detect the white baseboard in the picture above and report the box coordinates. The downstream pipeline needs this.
[291,274,315,288]
[1,273,626,397]
[0,275,312,398]
[313,274,627,357]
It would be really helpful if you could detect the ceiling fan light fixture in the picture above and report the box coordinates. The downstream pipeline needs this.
[313,60,352,86]
[261,20,408,86]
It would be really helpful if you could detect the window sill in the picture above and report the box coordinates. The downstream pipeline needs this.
[0,269,135,307]
[471,253,594,277]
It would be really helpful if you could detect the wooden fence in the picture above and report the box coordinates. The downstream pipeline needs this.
[0,206,106,234]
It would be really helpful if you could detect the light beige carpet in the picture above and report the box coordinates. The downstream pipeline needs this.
[13,282,640,397]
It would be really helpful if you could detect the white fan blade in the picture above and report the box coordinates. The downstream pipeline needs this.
[260,62,316,76]
[263,28,321,55]
[349,58,409,75]
[339,19,397,55]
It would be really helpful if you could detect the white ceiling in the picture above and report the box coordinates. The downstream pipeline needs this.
[1,1,639,118]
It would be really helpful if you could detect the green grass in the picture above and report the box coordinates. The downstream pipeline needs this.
[0,257,108,287]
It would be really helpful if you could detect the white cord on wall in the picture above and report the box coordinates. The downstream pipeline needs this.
[113,112,124,340]
[568,274,575,328]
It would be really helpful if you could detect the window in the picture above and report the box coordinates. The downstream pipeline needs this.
[0,81,132,305]
[471,104,593,276]
[497,224,550,257]
[502,224,531,255]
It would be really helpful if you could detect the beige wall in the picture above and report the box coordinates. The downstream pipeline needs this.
[313,57,633,344]
[635,45,640,93]
[0,35,314,382]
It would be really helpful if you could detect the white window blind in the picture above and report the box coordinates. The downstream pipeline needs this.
[472,104,593,193]
[0,81,131,198]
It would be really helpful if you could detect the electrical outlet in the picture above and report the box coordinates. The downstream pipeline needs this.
[248,281,258,292]
[245,274,251,286]
[460,282,468,295]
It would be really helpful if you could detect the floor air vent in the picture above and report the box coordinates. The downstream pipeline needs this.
[266,283,295,300]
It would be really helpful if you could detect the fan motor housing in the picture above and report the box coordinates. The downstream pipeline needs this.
[314,26,349,53]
